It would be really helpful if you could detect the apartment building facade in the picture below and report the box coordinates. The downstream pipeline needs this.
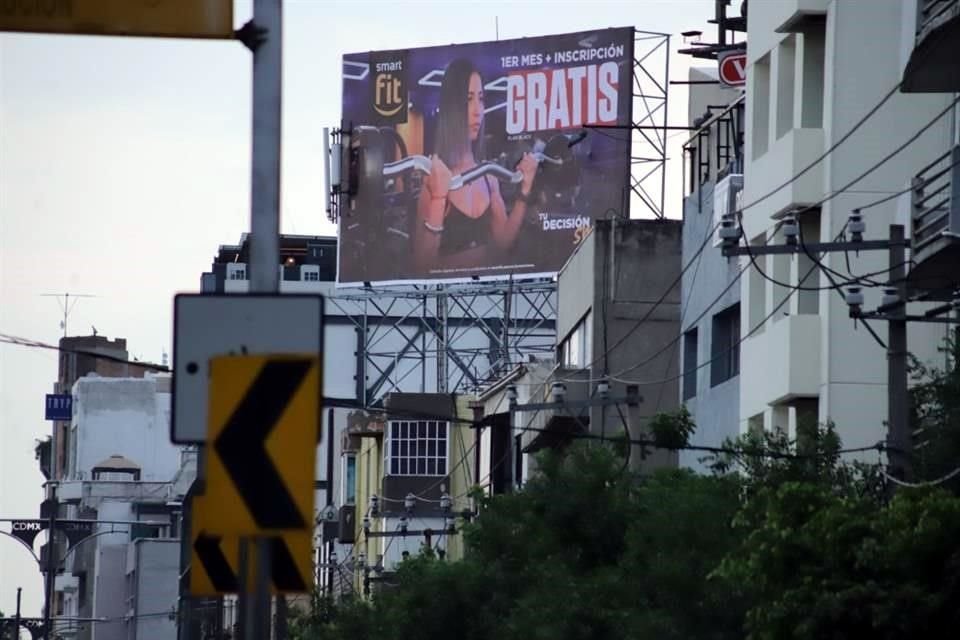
[739,0,954,448]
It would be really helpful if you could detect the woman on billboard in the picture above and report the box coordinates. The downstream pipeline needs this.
[413,58,539,275]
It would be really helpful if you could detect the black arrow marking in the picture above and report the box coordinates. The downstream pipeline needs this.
[194,532,239,592]
[214,359,312,529]
[271,536,308,591]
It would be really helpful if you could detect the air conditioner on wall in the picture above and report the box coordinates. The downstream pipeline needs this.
[713,174,744,248]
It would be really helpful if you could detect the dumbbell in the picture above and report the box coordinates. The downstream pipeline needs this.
[348,126,578,212]
[384,155,546,190]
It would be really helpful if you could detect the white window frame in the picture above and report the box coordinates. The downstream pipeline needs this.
[385,420,449,477]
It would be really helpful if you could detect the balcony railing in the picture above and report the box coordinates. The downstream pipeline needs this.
[683,95,746,196]
[912,146,959,254]
[917,0,960,41]
[909,145,960,294]
[902,0,960,92]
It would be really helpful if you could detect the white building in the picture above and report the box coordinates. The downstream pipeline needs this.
[739,0,954,447]
[53,374,192,640]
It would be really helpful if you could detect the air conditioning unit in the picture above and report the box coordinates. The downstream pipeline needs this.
[713,173,744,247]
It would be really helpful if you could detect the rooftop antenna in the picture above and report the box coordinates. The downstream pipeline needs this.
[40,292,96,338]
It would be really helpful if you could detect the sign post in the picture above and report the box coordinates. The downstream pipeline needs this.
[244,2,282,637]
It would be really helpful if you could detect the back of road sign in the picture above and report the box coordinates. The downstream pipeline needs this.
[171,294,324,444]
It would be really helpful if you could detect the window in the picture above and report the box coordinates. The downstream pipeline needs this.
[682,328,698,401]
[752,53,771,158]
[342,454,357,504]
[385,420,448,476]
[304,270,320,281]
[228,267,246,280]
[776,36,796,138]
[560,311,592,368]
[711,303,741,386]
[800,26,825,128]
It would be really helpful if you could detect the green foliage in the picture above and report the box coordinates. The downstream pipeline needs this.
[909,328,960,491]
[296,443,744,640]
[295,418,960,640]
[647,405,696,450]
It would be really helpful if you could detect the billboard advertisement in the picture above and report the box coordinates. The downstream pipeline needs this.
[339,27,634,285]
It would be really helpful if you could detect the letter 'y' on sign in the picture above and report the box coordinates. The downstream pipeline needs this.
[204,355,321,535]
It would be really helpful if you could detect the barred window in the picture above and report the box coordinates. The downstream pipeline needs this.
[385,420,448,476]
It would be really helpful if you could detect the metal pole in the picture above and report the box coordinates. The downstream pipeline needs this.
[245,0,282,636]
[249,0,282,295]
[14,587,21,640]
[887,224,912,482]
[236,539,249,640]
[43,484,57,640]
[252,539,273,639]
[325,408,335,595]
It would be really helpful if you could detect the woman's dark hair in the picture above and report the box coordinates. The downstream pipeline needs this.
[434,58,485,167]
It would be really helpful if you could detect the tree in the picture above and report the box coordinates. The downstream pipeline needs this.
[294,442,745,640]
[0,612,15,640]
[710,421,960,638]
[910,328,960,492]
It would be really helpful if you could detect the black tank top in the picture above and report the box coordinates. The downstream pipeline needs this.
[439,177,492,255]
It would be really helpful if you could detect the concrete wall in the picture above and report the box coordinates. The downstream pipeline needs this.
[554,219,682,469]
[130,539,179,640]
[92,545,126,640]
[680,181,741,471]
[70,375,180,482]
[556,231,596,341]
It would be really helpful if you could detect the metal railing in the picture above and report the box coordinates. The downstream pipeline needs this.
[917,0,960,39]
[683,94,745,195]
[911,144,960,257]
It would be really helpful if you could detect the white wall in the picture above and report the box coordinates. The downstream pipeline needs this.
[129,539,179,640]
[70,375,181,482]
[741,0,954,451]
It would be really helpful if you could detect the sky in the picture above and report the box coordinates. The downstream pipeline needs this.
[0,0,720,619]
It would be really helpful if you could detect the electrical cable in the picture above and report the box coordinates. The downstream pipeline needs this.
[882,465,960,488]
[566,81,927,382]
[495,419,887,460]
[731,81,901,219]
[611,253,826,387]
[0,333,169,372]
[654,210,708,412]
[603,93,960,385]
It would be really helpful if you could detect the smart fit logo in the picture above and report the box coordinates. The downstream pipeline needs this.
[371,52,408,123]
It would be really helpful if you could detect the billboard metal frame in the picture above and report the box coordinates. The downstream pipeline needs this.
[630,30,671,220]
[327,279,557,405]
[323,28,671,405]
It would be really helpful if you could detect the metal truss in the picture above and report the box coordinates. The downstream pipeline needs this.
[631,30,671,220]
[326,279,557,406]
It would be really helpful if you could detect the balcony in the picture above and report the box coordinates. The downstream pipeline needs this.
[745,127,824,221]
[770,0,829,33]
[902,0,960,92]
[741,314,820,416]
[908,145,960,296]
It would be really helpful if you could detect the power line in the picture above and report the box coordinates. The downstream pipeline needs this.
[0,333,168,372]
[731,81,900,219]
[559,79,906,382]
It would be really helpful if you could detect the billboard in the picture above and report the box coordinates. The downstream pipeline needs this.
[339,27,634,285]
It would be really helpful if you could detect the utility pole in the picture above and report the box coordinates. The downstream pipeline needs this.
[719,218,952,486]
[239,0,282,637]
[886,225,911,481]
[43,483,58,640]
